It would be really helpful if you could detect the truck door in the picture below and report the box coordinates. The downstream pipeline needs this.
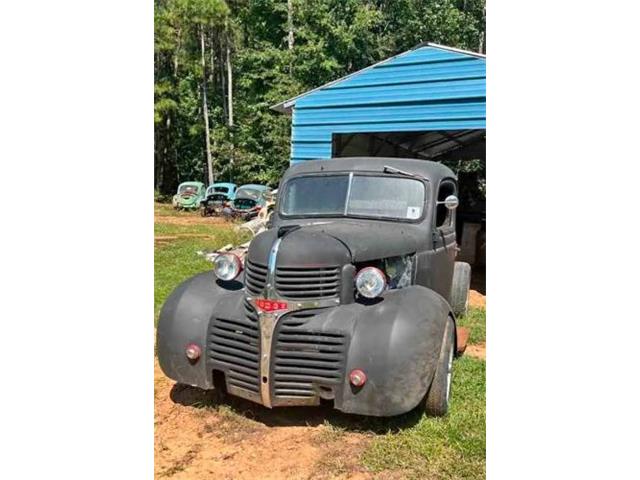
[429,178,458,302]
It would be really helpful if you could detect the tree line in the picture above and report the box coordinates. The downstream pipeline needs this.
[154,0,486,195]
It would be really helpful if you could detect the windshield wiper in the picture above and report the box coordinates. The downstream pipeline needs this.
[383,165,425,180]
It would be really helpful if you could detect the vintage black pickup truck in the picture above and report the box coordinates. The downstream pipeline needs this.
[157,157,471,417]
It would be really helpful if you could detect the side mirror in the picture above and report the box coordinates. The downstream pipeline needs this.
[443,195,459,210]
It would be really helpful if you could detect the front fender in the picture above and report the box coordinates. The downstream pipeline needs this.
[338,285,453,416]
[156,271,242,388]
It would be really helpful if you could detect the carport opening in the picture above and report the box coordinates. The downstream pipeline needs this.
[332,130,485,291]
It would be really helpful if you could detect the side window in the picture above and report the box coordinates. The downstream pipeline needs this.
[436,180,457,228]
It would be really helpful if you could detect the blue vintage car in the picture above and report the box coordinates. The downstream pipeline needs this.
[200,182,238,216]
[222,184,271,221]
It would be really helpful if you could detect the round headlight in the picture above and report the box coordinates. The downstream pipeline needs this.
[355,267,386,299]
[213,253,242,281]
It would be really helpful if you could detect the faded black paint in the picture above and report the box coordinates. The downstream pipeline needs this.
[157,157,461,416]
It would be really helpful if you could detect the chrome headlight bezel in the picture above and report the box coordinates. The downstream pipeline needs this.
[213,253,243,281]
[355,266,387,299]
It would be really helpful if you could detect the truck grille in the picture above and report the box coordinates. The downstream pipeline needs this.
[275,266,340,299]
[272,312,347,399]
[244,260,268,296]
[244,260,341,300]
[208,300,261,394]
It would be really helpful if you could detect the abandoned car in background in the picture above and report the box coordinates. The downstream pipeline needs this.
[158,157,471,417]
[172,181,205,211]
[221,183,271,221]
[200,182,237,217]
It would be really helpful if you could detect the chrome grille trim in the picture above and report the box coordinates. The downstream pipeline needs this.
[243,234,344,408]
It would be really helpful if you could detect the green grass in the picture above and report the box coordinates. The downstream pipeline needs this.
[362,357,485,479]
[457,307,486,344]
[154,228,247,324]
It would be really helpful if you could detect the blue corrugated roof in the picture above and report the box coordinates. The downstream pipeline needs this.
[273,43,486,164]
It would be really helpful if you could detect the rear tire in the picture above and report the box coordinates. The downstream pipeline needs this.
[424,317,455,417]
[451,261,471,317]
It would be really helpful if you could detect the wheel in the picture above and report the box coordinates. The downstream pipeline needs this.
[451,261,471,317]
[424,317,455,417]
[200,207,207,217]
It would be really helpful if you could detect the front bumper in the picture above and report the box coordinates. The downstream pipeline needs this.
[157,271,452,416]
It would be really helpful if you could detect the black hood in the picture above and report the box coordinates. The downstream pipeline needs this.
[248,221,421,265]
[301,221,422,261]
[247,227,351,268]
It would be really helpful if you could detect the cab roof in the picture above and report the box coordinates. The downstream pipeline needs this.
[283,157,456,184]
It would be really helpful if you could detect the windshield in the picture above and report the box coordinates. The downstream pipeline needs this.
[280,174,426,221]
[179,184,200,194]
[214,186,229,193]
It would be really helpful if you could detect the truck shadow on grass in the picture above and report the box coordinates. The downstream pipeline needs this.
[169,383,423,434]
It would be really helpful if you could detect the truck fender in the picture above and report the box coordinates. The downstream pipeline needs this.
[339,285,454,416]
[157,271,240,389]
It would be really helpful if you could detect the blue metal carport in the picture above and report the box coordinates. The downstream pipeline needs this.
[272,43,485,165]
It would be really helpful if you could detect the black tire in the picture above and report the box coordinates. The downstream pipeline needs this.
[451,261,471,317]
[200,207,207,217]
[424,317,455,417]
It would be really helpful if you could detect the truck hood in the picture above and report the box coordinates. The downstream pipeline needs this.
[250,221,422,264]
[301,222,422,261]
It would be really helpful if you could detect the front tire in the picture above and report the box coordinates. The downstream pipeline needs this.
[424,317,455,417]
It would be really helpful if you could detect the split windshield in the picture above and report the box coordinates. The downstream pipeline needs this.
[280,174,426,221]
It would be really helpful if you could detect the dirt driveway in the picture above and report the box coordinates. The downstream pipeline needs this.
[155,359,390,479]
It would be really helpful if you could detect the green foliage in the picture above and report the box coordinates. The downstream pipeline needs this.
[155,0,486,193]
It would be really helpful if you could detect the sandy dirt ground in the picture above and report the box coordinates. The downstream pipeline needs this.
[469,290,485,308]
[465,343,486,360]
[154,359,413,479]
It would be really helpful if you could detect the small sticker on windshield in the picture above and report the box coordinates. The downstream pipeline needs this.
[406,206,421,219]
